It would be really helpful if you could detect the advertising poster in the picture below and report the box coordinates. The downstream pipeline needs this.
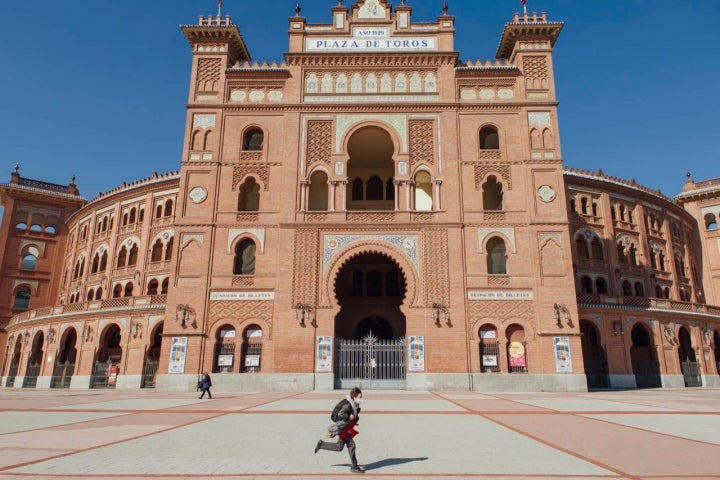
[316,336,333,372]
[508,341,526,368]
[168,337,188,373]
[554,336,573,373]
[409,335,425,372]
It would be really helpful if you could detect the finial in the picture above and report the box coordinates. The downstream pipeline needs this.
[400,0,405,4]
[295,2,301,16]
[686,171,691,179]
[71,175,76,185]
[338,0,343,5]
[14,163,20,173]
[442,1,449,15]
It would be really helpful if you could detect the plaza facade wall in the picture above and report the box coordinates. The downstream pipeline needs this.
[2,2,719,391]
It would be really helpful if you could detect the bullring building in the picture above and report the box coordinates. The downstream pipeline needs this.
[2,0,719,392]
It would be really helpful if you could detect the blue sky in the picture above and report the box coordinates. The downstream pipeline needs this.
[0,0,718,202]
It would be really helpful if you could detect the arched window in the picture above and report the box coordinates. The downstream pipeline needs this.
[414,171,433,211]
[634,282,645,297]
[385,178,395,201]
[243,128,264,151]
[479,126,499,149]
[233,238,256,275]
[161,278,169,294]
[155,205,163,219]
[21,253,38,270]
[13,286,31,309]
[87,289,94,301]
[129,208,136,224]
[124,282,134,297]
[352,178,364,201]
[164,200,173,217]
[117,247,127,268]
[238,177,260,211]
[655,284,663,298]
[622,280,632,296]
[663,286,670,298]
[629,244,638,266]
[113,284,122,298]
[128,244,139,266]
[91,253,100,273]
[95,287,103,300]
[366,176,383,201]
[138,208,144,223]
[165,237,174,261]
[308,170,329,211]
[575,235,589,260]
[596,277,608,294]
[590,237,604,261]
[482,176,503,211]
[15,222,28,230]
[486,237,507,275]
[704,213,717,230]
[100,252,108,272]
[617,242,628,264]
[146,279,159,295]
[580,198,588,214]
[151,240,163,262]
[580,276,593,294]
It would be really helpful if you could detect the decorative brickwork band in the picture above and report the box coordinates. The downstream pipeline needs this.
[409,120,435,166]
[196,58,222,92]
[233,165,269,191]
[474,164,512,190]
[293,229,320,307]
[306,120,333,168]
[209,300,273,339]
[422,229,449,307]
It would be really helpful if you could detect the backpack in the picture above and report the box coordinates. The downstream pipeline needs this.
[330,399,349,422]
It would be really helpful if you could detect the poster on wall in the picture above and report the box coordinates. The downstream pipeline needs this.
[409,335,425,372]
[554,336,573,373]
[168,337,188,373]
[508,341,526,368]
[316,336,333,372]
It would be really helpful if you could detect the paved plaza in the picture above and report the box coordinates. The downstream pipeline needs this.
[0,387,718,479]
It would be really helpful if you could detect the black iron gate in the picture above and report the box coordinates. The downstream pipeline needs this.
[335,334,406,389]
[633,360,662,388]
[23,363,41,388]
[51,362,74,388]
[5,362,19,387]
[141,359,159,388]
[681,360,702,387]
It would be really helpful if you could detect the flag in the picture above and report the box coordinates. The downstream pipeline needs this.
[521,0,526,4]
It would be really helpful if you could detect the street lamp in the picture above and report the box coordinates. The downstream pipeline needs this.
[175,304,196,328]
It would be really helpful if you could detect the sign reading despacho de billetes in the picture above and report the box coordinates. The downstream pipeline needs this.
[210,291,275,301]
[467,291,534,300]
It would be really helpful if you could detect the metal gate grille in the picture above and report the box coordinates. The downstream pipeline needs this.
[141,359,159,388]
[24,363,41,388]
[51,362,74,388]
[681,360,702,387]
[335,334,406,389]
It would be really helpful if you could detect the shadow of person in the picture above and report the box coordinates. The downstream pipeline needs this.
[361,457,429,470]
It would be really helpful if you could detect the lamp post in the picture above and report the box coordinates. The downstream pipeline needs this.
[553,303,572,328]
[430,303,449,326]
[175,304,196,328]
[293,303,313,326]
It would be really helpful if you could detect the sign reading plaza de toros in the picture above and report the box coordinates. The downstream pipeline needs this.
[306,28,437,52]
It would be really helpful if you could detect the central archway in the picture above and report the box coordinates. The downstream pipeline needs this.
[333,252,407,389]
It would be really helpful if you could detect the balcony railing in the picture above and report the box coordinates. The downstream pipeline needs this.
[8,295,167,326]
[577,293,720,317]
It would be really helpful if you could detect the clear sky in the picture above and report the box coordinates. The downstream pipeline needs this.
[1,0,718,202]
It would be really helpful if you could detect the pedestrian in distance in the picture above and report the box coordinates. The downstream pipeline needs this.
[198,372,212,399]
[314,386,365,474]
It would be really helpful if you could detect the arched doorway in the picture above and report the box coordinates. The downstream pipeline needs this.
[346,127,395,211]
[678,326,701,387]
[141,322,163,388]
[580,320,608,389]
[630,323,661,388]
[5,336,23,387]
[52,329,77,388]
[506,324,527,373]
[92,324,122,388]
[24,332,44,388]
[334,252,407,389]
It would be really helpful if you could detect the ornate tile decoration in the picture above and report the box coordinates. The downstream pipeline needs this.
[323,234,419,269]
[528,111,551,126]
[193,114,216,129]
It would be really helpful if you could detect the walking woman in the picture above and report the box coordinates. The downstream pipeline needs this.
[198,372,212,399]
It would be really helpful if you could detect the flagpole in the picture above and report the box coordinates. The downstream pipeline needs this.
[218,0,223,17]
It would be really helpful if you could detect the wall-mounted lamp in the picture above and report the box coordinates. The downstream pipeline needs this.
[614,268,622,282]
[7,334,14,345]
[23,330,31,345]
[132,321,142,339]
[430,303,449,326]
[83,325,93,342]
[649,273,656,286]
[294,303,313,326]
[175,304,196,328]
[47,327,56,344]
[612,320,624,336]
[552,303,571,327]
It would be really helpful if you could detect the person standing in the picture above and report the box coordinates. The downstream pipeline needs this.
[314,387,365,474]
[198,372,212,399]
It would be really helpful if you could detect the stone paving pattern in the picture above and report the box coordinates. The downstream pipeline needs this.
[0,388,719,479]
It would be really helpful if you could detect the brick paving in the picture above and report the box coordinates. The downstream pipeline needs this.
[0,388,719,479]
